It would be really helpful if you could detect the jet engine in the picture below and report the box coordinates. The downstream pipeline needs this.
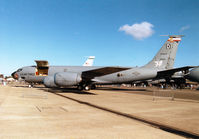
[54,72,82,87]
[185,67,199,83]
[43,76,57,88]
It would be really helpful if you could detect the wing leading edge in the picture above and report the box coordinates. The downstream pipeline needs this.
[82,67,130,79]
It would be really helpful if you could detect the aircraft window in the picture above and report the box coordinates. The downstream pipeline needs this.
[17,69,22,72]
[117,73,123,77]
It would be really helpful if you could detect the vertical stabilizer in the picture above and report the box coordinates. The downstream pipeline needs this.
[83,56,95,66]
[143,35,184,70]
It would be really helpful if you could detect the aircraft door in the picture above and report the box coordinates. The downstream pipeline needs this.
[35,60,49,76]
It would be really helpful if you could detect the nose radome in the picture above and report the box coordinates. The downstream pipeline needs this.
[11,72,16,78]
[11,72,19,80]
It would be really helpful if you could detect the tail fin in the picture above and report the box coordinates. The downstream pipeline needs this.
[143,35,184,70]
[83,56,95,66]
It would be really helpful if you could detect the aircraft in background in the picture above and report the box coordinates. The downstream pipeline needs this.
[12,35,194,90]
[83,56,95,66]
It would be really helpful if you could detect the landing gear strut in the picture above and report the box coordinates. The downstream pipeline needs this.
[91,84,96,89]
[77,85,83,91]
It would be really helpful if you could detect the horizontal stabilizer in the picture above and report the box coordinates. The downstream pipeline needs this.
[156,66,196,79]
[160,35,184,38]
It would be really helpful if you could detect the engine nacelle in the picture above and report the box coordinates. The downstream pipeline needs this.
[54,72,82,87]
[185,67,199,83]
[43,76,57,88]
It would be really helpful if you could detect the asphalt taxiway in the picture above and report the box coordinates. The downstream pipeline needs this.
[0,85,199,138]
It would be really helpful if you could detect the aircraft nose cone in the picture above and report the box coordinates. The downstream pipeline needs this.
[11,72,19,80]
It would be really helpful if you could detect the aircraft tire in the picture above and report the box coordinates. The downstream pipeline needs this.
[84,86,90,91]
[77,85,83,91]
[91,84,96,89]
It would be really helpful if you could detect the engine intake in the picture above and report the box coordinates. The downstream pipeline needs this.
[185,67,199,83]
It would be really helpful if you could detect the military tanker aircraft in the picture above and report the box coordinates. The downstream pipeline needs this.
[12,35,193,90]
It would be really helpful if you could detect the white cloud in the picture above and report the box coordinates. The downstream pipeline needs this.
[179,25,190,32]
[119,22,154,40]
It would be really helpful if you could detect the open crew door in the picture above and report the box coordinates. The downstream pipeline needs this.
[35,60,49,76]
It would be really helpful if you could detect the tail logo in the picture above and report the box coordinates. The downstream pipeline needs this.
[166,43,172,49]
[155,60,163,67]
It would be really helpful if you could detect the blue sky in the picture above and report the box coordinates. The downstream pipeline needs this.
[0,0,199,75]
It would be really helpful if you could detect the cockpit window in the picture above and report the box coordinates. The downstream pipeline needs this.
[17,68,22,72]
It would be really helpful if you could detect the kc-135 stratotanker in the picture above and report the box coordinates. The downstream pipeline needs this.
[12,35,197,90]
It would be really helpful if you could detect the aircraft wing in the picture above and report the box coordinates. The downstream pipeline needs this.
[82,67,130,79]
[156,66,196,78]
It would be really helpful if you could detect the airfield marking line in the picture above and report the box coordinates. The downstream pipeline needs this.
[35,106,41,112]
[59,107,68,112]
[50,92,199,139]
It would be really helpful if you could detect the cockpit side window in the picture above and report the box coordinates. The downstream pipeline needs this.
[17,68,22,72]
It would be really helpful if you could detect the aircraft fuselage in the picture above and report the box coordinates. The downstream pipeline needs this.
[14,66,158,84]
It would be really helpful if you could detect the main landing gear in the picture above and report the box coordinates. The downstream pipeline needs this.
[28,83,34,88]
[77,85,90,91]
[77,84,96,91]
[84,86,90,91]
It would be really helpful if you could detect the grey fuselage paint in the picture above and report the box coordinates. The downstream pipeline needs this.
[14,65,157,85]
